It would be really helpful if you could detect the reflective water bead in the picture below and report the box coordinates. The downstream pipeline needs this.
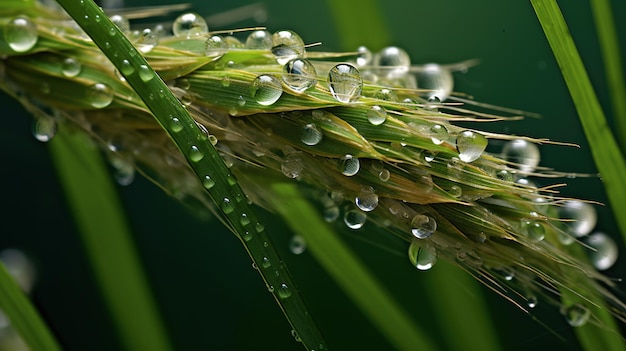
[172,12,208,38]
[169,116,183,132]
[189,145,204,162]
[448,185,462,198]
[355,187,378,212]
[87,83,114,108]
[375,46,410,76]
[281,153,303,179]
[429,124,448,145]
[367,105,387,125]
[282,58,317,93]
[221,197,234,214]
[278,283,292,299]
[301,123,323,146]
[61,57,81,77]
[344,209,367,229]
[289,235,307,255]
[374,88,397,102]
[205,35,228,59]
[109,14,130,33]
[33,117,57,142]
[133,28,158,53]
[522,220,545,242]
[378,169,390,182]
[456,130,488,163]
[501,139,541,173]
[415,64,453,101]
[271,30,305,65]
[408,241,437,271]
[338,154,360,176]
[496,169,513,182]
[585,232,618,270]
[250,75,283,106]
[527,295,538,308]
[5,16,38,53]
[202,175,215,189]
[240,213,250,226]
[564,304,590,327]
[356,46,372,67]
[411,214,437,239]
[261,256,271,268]
[328,64,362,103]
[323,206,340,222]
[245,30,273,49]
[138,64,153,82]
[558,200,597,237]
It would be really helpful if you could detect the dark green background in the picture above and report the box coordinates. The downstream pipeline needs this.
[1,0,625,350]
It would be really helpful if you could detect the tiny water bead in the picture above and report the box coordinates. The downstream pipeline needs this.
[328,64,363,103]
[87,83,114,108]
[356,46,372,67]
[366,105,387,125]
[585,232,618,270]
[109,14,130,33]
[557,200,597,237]
[338,154,360,176]
[323,205,340,222]
[429,124,448,145]
[447,185,462,198]
[289,235,307,255]
[61,57,81,77]
[344,209,367,229]
[501,139,540,172]
[169,116,183,132]
[240,213,250,226]
[221,197,235,214]
[415,64,453,101]
[411,214,437,239]
[33,117,57,142]
[205,35,228,59]
[5,16,38,53]
[378,169,391,182]
[189,145,204,162]
[355,187,379,212]
[564,304,590,327]
[522,220,545,242]
[456,130,488,163]
[271,30,305,65]
[250,75,283,106]
[281,153,303,179]
[300,123,323,146]
[277,283,292,299]
[120,59,134,76]
[408,241,437,271]
[245,30,273,49]
[202,175,215,189]
[282,58,317,93]
[138,64,153,82]
[172,12,208,38]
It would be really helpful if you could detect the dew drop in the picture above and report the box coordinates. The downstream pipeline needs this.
[367,105,387,125]
[447,185,462,198]
[493,266,515,281]
[496,169,513,182]
[5,16,38,53]
[281,153,303,178]
[61,57,81,77]
[411,214,437,239]
[278,283,292,299]
[375,46,410,76]
[501,139,541,173]
[355,187,378,212]
[323,206,340,222]
[415,64,453,101]
[245,30,273,49]
[558,200,597,238]
[338,154,360,176]
[202,175,215,189]
[356,46,372,67]
[170,116,183,132]
[221,197,234,214]
[110,14,130,33]
[138,64,153,82]
[328,64,362,103]
[408,241,437,271]
[261,256,271,268]
[378,169,390,182]
[301,123,323,146]
[527,295,538,309]
[282,58,317,93]
[564,304,590,327]
[255,222,265,233]
[189,145,204,162]
[585,232,618,270]
[456,130,488,163]
[120,59,134,76]
[428,124,448,145]
[132,28,158,53]
[250,75,283,106]
[172,12,208,38]
[344,209,367,229]
[205,35,228,59]
[271,30,305,65]
[240,213,250,226]
[289,235,306,255]
[87,83,114,108]
[33,117,57,142]
[523,220,545,242]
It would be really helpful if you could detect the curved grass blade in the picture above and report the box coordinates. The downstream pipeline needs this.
[52,0,327,349]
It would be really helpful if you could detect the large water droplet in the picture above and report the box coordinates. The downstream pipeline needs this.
[138,64,153,82]
[33,117,57,142]
[170,116,183,132]
[355,187,378,212]
[5,16,38,53]
[344,209,367,229]
[301,123,323,146]
[429,124,448,145]
[282,58,317,93]
[87,83,114,108]
[585,232,618,270]
[250,75,283,106]
[205,35,228,59]
[271,30,305,64]
[501,139,541,173]
[61,57,81,77]
[408,241,437,271]
[245,30,273,49]
[375,46,410,76]
[415,64,453,101]
[221,197,234,214]
[189,145,204,162]
[558,200,597,238]
[289,235,307,255]
[411,214,436,239]
[202,175,215,189]
[564,304,590,327]
[328,64,363,103]
[338,155,360,176]
[367,105,387,125]
[456,130,488,163]
[172,12,208,38]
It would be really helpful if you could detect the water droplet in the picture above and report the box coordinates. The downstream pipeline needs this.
[301,123,323,146]
[202,175,215,189]
[415,64,453,101]
[119,59,134,76]
[291,329,302,343]
[87,83,114,108]
[110,14,129,33]
[585,232,618,270]
[564,304,590,327]
[108,154,135,186]
[496,169,513,182]
[558,200,597,237]
[447,185,462,198]
[189,145,204,162]
[208,135,218,146]
[33,117,57,142]
[344,209,367,229]
[411,214,437,239]
[456,130,488,162]
[356,46,372,67]
[429,124,448,145]
[338,155,360,176]
[245,30,273,49]
[522,220,545,241]
[61,57,81,77]
[138,64,153,82]
[408,241,437,270]
[355,187,378,212]
[493,266,515,281]
[132,28,158,53]
[170,116,183,132]
[378,169,390,182]
[261,256,271,268]
[422,150,436,163]
[5,16,38,53]
[255,222,265,233]
[289,235,306,255]
[205,35,228,59]
[250,75,283,106]
[278,283,292,299]
[501,139,541,173]
[221,197,234,214]
[367,105,387,125]
[323,206,340,222]
[240,213,250,226]
[375,46,410,76]
[527,295,538,308]
[172,12,208,38]
[281,153,303,178]
[328,64,362,103]
[282,58,317,93]
[271,30,305,64]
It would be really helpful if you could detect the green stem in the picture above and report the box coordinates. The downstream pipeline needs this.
[52,0,326,349]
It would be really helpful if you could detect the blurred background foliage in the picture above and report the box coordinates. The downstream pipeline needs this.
[1,0,625,350]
